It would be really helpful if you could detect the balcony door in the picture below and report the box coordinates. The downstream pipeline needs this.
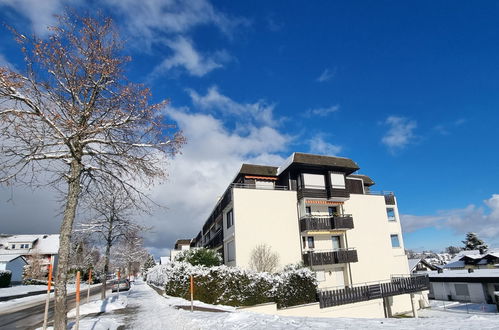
[331,235,341,250]
[332,268,345,287]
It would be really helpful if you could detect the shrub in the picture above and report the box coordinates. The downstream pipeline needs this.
[174,248,222,267]
[147,262,317,308]
[0,270,12,288]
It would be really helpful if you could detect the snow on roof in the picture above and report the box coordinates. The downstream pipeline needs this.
[444,260,466,269]
[32,235,59,254]
[0,254,25,263]
[1,235,41,244]
[428,269,499,278]
[446,248,499,264]
[408,258,422,271]
[159,257,169,264]
[0,234,59,255]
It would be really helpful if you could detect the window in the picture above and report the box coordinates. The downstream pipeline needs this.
[255,180,274,189]
[454,283,469,296]
[387,208,396,221]
[303,174,325,189]
[307,236,315,249]
[390,234,400,248]
[11,244,15,249]
[330,172,346,189]
[315,271,326,282]
[305,206,311,216]
[227,240,235,262]
[226,209,234,228]
[331,236,341,250]
[328,206,338,216]
[302,236,306,249]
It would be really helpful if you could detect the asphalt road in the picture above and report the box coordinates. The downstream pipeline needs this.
[0,285,107,329]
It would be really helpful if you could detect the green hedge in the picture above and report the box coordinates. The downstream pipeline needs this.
[148,262,317,308]
[0,270,12,288]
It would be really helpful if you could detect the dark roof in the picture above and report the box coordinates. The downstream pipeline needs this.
[348,174,375,186]
[174,239,191,249]
[282,152,360,175]
[239,164,278,177]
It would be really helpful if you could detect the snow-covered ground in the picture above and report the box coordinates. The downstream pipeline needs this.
[74,281,499,330]
[0,284,48,298]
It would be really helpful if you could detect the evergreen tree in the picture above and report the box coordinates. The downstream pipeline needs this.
[142,254,156,274]
[462,232,488,251]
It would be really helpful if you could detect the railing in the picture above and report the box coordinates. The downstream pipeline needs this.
[318,275,430,309]
[299,215,354,231]
[302,248,358,266]
[231,183,289,191]
[204,230,223,249]
[365,191,396,205]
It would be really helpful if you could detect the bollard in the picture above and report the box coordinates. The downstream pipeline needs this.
[76,271,81,330]
[42,257,54,330]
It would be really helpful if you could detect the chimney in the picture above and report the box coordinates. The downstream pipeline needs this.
[468,268,474,273]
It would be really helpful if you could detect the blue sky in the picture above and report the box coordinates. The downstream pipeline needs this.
[1,0,498,256]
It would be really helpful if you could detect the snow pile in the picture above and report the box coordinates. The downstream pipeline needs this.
[0,284,47,297]
[67,292,127,317]
[147,262,317,308]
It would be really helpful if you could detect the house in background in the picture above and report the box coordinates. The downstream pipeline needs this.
[174,152,430,318]
[428,269,499,304]
[0,234,59,280]
[408,258,439,273]
[0,255,27,284]
[444,249,499,270]
[169,239,192,261]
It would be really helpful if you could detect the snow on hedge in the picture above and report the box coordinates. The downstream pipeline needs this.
[147,262,317,308]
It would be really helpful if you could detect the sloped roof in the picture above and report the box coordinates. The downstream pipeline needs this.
[0,254,26,263]
[292,153,359,172]
[0,234,59,255]
[33,235,59,255]
[239,164,278,177]
[408,258,422,271]
[348,174,375,186]
[174,239,192,249]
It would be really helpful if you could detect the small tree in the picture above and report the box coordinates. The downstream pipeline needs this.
[23,250,47,282]
[174,248,222,267]
[444,246,462,255]
[462,232,488,251]
[142,254,156,277]
[249,244,280,273]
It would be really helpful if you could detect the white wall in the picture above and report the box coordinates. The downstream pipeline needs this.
[343,194,410,284]
[430,281,487,303]
[231,188,302,270]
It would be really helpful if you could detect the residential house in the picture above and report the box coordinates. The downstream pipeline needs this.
[177,153,429,318]
[428,268,499,304]
[444,249,499,270]
[408,258,439,273]
[169,239,192,261]
[0,255,27,284]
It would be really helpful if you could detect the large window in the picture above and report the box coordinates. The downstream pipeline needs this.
[227,240,235,262]
[390,234,400,248]
[330,172,346,189]
[303,174,325,189]
[328,206,338,216]
[454,284,469,296]
[305,206,312,216]
[387,208,396,221]
[226,209,234,228]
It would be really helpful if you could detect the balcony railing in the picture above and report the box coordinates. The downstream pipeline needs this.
[231,183,289,191]
[302,248,358,266]
[299,215,354,232]
[365,191,396,205]
[318,275,430,309]
[204,230,223,249]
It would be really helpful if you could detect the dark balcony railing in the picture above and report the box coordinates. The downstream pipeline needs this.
[318,275,430,309]
[299,215,354,232]
[204,230,223,249]
[302,249,358,266]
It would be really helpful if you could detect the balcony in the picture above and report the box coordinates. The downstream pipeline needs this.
[302,248,358,266]
[203,230,223,249]
[299,215,354,232]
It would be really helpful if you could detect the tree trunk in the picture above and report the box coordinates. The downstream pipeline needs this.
[101,242,111,299]
[54,160,82,330]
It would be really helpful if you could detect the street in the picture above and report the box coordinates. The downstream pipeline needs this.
[0,285,107,329]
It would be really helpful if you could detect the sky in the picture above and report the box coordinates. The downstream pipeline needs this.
[1,0,499,257]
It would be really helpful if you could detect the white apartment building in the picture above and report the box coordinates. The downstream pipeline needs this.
[185,153,429,317]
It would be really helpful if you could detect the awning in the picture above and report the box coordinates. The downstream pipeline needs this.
[305,200,344,205]
[245,175,278,180]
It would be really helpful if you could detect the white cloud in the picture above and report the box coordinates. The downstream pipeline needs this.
[188,86,280,127]
[0,53,14,69]
[304,105,340,117]
[0,0,73,37]
[381,116,417,152]
[150,37,230,77]
[316,68,335,82]
[307,135,342,156]
[401,194,499,246]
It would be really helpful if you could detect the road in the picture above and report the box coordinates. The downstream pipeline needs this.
[0,285,108,329]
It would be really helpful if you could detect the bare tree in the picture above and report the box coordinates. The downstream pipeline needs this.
[68,231,100,275]
[112,230,148,279]
[0,13,183,328]
[249,244,280,273]
[78,183,146,299]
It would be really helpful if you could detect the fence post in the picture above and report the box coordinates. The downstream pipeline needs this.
[87,268,92,304]
[42,256,54,330]
[190,275,194,312]
[76,271,81,330]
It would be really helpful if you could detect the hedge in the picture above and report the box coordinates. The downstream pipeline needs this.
[0,270,12,288]
[147,262,317,308]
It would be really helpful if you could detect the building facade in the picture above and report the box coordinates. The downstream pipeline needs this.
[190,153,411,290]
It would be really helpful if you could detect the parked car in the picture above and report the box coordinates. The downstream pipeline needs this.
[111,279,130,292]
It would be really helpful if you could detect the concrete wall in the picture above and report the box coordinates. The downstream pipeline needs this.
[430,281,487,303]
[275,300,386,318]
[343,194,410,284]
[232,188,302,270]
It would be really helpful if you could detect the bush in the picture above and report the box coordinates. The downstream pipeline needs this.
[147,262,317,308]
[0,270,12,288]
[174,248,222,267]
